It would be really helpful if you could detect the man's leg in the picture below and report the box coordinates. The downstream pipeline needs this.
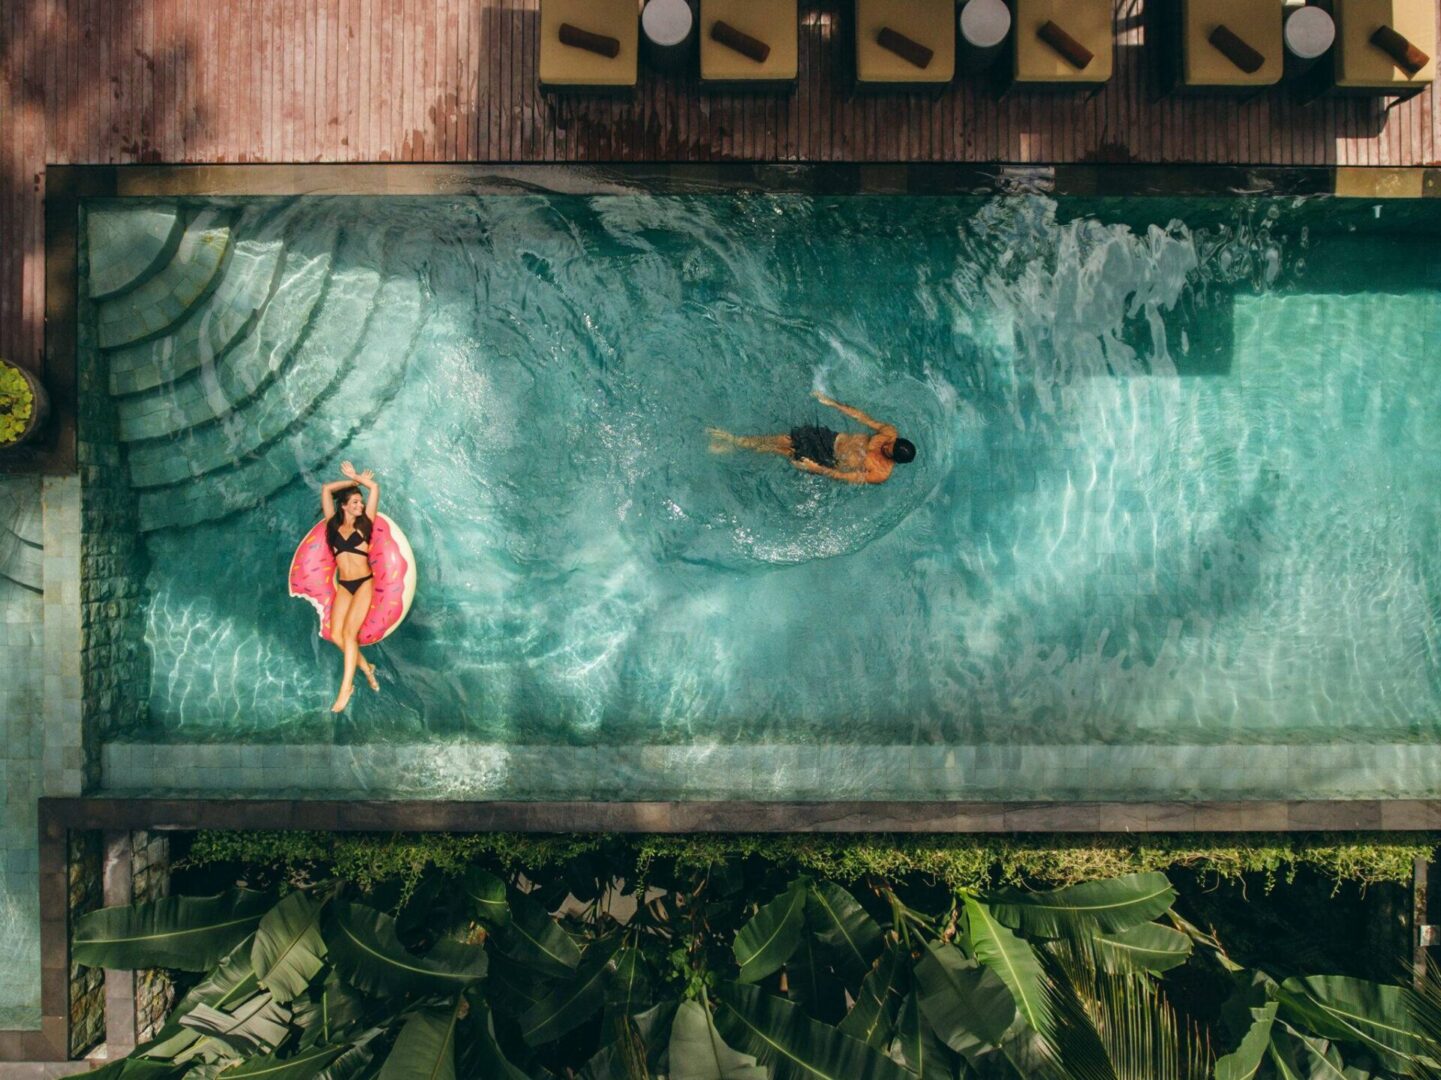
[708,429,793,456]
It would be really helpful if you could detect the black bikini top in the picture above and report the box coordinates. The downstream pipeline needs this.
[330,528,370,558]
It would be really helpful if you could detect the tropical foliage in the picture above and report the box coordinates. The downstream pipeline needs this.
[0,358,37,446]
[75,850,1440,1080]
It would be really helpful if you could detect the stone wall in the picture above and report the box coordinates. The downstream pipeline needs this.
[130,831,174,1043]
[76,211,151,765]
[66,832,103,1057]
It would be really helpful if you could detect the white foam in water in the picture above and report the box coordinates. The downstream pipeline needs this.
[116,193,1440,759]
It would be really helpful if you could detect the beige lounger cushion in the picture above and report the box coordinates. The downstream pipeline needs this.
[1013,0,1113,82]
[1335,0,1436,87]
[700,0,799,81]
[539,0,638,87]
[1182,0,1282,85]
[855,0,956,83]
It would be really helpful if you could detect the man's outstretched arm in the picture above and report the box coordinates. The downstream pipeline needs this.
[812,391,894,433]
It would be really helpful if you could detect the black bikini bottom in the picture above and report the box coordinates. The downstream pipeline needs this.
[338,575,373,595]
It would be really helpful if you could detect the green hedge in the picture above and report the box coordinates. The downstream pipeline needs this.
[182,830,1436,896]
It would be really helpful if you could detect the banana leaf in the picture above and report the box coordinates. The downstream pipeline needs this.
[520,939,620,1046]
[714,981,911,1080]
[839,947,907,1050]
[962,896,1052,1039]
[669,999,769,1080]
[806,883,883,983]
[73,889,273,971]
[253,890,329,1004]
[84,1060,186,1080]
[314,1025,391,1080]
[377,997,464,1080]
[456,1001,530,1080]
[1268,1024,1352,1080]
[912,943,1016,1063]
[211,1043,347,1080]
[734,881,807,985]
[136,938,261,1061]
[487,952,552,1020]
[295,972,372,1050]
[1276,975,1429,1073]
[1214,1000,1278,1080]
[606,947,654,1017]
[887,992,959,1080]
[1094,923,1193,975]
[179,993,293,1056]
[326,902,487,999]
[496,891,582,980]
[982,874,1177,939]
[463,868,509,929]
[583,1001,680,1080]
[787,931,848,1025]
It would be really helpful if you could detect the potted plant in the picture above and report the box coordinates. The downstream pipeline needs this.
[0,358,49,450]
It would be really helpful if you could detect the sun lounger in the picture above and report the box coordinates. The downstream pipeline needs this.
[1006,0,1114,93]
[700,0,798,90]
[854,0,957,91]
[539,0,639,94]
[1170,0,1283,94]
[1333,0,1435,104]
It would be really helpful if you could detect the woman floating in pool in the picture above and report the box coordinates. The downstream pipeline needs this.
[709,391,916,484]
[319,463,382,712]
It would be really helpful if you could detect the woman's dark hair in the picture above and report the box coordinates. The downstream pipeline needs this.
[889,438,916,464]
[326,486,372,550]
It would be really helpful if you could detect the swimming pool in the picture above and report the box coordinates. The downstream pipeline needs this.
[85,187,1441,800]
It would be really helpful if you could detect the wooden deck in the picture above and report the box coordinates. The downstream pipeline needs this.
[2,0,1438,384]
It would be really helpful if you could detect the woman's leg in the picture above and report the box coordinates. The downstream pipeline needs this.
[331,580,374,712]
[708,429,792,456]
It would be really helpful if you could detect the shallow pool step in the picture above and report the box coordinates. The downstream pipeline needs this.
[116,229,337,444]
[0,480,43,592]
[127,238,383,488]
[86,204,183,301]
[105,205,296,397]
[95,210,233,350]
[139,274,428,531]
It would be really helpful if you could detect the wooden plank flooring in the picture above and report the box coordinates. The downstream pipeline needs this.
[2,0,1439,380]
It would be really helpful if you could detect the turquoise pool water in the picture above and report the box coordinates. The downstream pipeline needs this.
[86,191,1441,797]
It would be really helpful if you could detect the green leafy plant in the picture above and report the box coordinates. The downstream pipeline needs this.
[0,359,37,446]
[74,852,1441,1079]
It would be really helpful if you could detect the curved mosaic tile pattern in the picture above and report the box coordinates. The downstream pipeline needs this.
[87,201,424,533]
[0,479,42,593]
[85,203,183,301]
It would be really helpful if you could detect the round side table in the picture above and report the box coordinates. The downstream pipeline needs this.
[641,0,697,72]
[1284,5,1336,79]
[958,0,1012,73]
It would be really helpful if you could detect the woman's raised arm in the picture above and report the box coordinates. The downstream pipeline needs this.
[319,478,352,518]
[357,469,380,518]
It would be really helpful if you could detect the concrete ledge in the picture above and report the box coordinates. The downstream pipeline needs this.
[39,796,1441,834]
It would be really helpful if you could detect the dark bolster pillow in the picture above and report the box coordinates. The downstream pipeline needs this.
[559,22,621,58]
[1370,24,1430,76]
[1037,20,1093,70]
[711,20,770,62]
[1207,23,1265,74]
[876,26,934,69]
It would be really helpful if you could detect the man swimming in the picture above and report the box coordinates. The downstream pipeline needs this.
[709,391,916,485]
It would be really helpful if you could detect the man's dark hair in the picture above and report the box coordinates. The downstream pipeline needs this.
[890,438,916,464]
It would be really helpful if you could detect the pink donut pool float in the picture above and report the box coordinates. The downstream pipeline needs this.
[288,513,417,645]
